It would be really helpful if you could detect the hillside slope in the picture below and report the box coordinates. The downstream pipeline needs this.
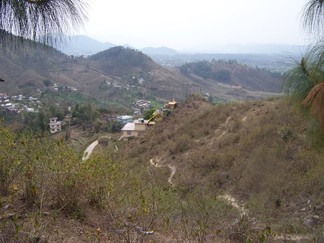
[1,33,284,108]
[89,46,156,75]
[0,35,194,103]
[179,60,283,93]
[1,96,323,242]
[87,46,195,99]
[125,96,324,240]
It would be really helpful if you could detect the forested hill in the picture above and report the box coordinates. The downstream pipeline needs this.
[179,60,283,93]
[89,46,157,76]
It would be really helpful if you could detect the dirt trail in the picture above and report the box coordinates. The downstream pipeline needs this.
[149,156,176,187]
[167,165,176,186]
[216,115,311,241]
[274,234,313,241]
[225,116,232,126]
[218,194,247,217]
[82,140,99,161]
[218,194,312,241]
[214,116,232,140]
[148,113,312,241]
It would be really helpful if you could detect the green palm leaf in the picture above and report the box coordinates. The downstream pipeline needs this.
[284,44,324,100]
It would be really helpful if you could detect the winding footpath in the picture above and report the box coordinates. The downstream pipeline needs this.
[82,140,99,161]
[217,115,311,241]
[149,157,176,187]
[149,114,311,241]
[218,194,247,217]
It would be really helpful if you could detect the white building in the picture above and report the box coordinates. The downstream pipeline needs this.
[117,115,133,125]
[49,117,62,134]
[120,118,155,139]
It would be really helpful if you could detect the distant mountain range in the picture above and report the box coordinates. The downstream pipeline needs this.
[54,35,115,56]
[54,35,304,57]
[141,47,178,56]
[55,35,179,56]
[184,43,305,55]
[52,35,301,73]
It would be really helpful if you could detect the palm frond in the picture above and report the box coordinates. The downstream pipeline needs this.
[306,41,324,67]
[302,0,324,37]
[0,0,87,44]
[284,56,316,100]
[284,43,324,100]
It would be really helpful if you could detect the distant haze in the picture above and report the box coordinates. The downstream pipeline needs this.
[58,35,306,56]
[78,0,310,52]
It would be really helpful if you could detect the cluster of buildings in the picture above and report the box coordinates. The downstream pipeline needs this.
[133,99,151,115]
[1,88,178,138]
[0,93,41,113]
[119,99,177,140]
[117,103,154,140]
[47,83,78,92]
[104,80,122,89]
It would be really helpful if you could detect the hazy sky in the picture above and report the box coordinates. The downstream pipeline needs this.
[79,0,310,51]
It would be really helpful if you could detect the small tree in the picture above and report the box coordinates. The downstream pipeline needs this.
[42,79,52,87]
[144,108,156,120]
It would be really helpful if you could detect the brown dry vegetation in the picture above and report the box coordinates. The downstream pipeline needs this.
[0,33,282,105]
[126,95,324,240]
[1,95,324,242]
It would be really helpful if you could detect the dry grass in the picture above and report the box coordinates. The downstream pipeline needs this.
[1,95,324,241]
[125,95,324,239]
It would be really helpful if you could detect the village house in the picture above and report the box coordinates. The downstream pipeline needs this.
[28,96,38,101]
[0,93,8,100]
[49,117,62,134]
[121,118,155,139]
[23,105,36,113]
[133,118,155,131]
[121,123,138,138]
[164,98,177,110]
[5,103,16,112]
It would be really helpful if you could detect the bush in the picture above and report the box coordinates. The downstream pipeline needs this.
[170,134,191,154]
